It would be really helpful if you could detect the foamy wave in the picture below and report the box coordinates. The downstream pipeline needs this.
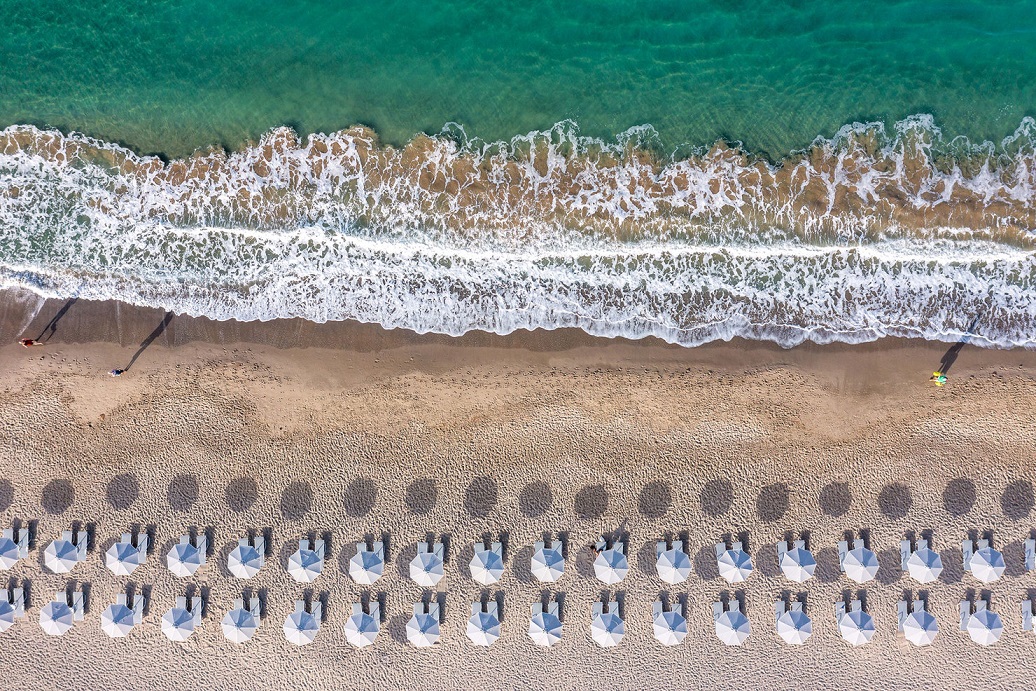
[1,117,1035,347]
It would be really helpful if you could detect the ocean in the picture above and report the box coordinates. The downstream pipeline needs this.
[1,1,1035,347]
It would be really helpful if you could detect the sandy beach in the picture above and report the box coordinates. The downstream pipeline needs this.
[1,287,1035,690]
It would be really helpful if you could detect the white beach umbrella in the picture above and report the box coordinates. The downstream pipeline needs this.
[0,600,15,633]
[289,548,324,584]
[531,545,564,583]
[593,549,629,585]
[105,542,144,576]
[776,610,812,645]
[283,610,319,646]
[656,548,691,584]
[906,547,943,584]
[843,547,879,583]
[590,611,625,647]
[715,610,751,646]
[44,540,80,574]
[343,611,380,648]
[780,547,816,583]
[717,548,753,584]
[970,547,1005,583]
[470,550,505,585]
[652,609,688,646]
[838,610,875,646]
[409,552,444,587]
[162,607,196,642]
[466,610,501,646]
[227,544,263,579]
[100,603,135,638]
[528,611,563,647]
[221,607,259,644]
[966,609,1002,646]
[39,601,74,636]
[348,549,383,585]
[167,543,204,578]
[406,612,440,647]
[0,537,20,570]
[903,610,938,647]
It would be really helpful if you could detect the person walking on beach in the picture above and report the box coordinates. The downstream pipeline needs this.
[19,339,43,347]
[930,371,948,386]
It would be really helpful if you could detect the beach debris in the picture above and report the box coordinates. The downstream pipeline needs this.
[409,539,445,587]
[406,600,441,647]
[222,596,261,644]
[901,537,943,584]
[838,535,878,583]
[228,533,265,579]
[469,538,505,586]
[590,596,624,647]
[466,599,501,646]
[283,599,321,646]
[960,597,1002,647]
[105,529,148,576]
[898,597,938,647]
[713,598,750,646]
[656,538,691,584]
[528,600,562,647]
[167,533,207,577]
[652,600,687,646]
[715,539,753,583]
[834,598,874,646]
[530,536,564,583]
[594,535,629,585]
[777,538,816,583]
[289,536,326,584]
[775,599,812,645]
[162,595,202,642]
[101,590,144,638]
[43,528,88,574]
[39,589,83,637]
[343,601,380,648]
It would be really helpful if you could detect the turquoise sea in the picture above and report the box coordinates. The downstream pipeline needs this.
[2,1,1036,346]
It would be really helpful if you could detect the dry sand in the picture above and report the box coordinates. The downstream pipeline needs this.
[1,288,1035,690]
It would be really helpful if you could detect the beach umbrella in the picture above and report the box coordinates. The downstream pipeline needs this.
[838,610,875,646]
[409,551,444,587]
[776,609,812,645]
[406,612,440,647]
[906,547,943,584]
[966,609,1002,646]
[656,548,691,584]
[903,610,938,647]
[593,549,629,585]
[162,607,197,642]
[652,609,688,646]
[221,607,259,643]
[39,601,74,636]
[590,611,625,647]
[106,542,144,576]
[44,540,80,574]
[343,611,380,648]
[531,545,564,583]
[227,544,263,579]
[780,547,816,583]
[843,547,879,583]
[970,547,1005,583]
[289,548,324,584]
[466,610,501,646]
[0,537,20,570]
[0,600,16,633]
[470,550,505,585]
[100,603,135,638]
[715,610,751,646]
[348,549,382,585]
[167,543,204,578]
[528,611,563,647]
[717,548,753,584]
[283,610,319,646]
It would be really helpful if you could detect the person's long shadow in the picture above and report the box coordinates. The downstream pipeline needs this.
[936,316,981,376]
[121,313,174,372]
[35,297,79,342]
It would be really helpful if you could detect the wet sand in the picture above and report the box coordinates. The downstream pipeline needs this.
[1,288,1035,690]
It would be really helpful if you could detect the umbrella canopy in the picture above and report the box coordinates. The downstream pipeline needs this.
[843,547,879,583]
[343,611,380,648]
[970,547,1006,583]
[966,609,1002,646]
[105,542,144,576]
[348,550,383,585]
[528,611,563,647]
[410,552,444,587]
[776,610,812,645]
[288,548,324,583]
[656,548,691,584]
[780,547,816,583]
[466,610,501,646]
[470,550,505,585]
[44,540,80,574]
[715,610,751,646]
[0,600,15,633]
[221,607,259,643]
[906,548,943,584]
[283,610,319,646]
[652,609,688,646]
[40,601,73,636]
[228,544,263,579]
[531,545,564,583]
[903,610,938,646]
[591,611,625,647]
[717,548,753,584]
[406,612,440,647]
[101,603,135,638]
[593,549,629,585]
[0,537,20,570]
[162,607,196,642]
[167,543,204,577]
[838,610,875,646]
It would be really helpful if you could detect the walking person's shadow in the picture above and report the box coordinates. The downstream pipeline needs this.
[112,312,174,375]
[934,316,981,379]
